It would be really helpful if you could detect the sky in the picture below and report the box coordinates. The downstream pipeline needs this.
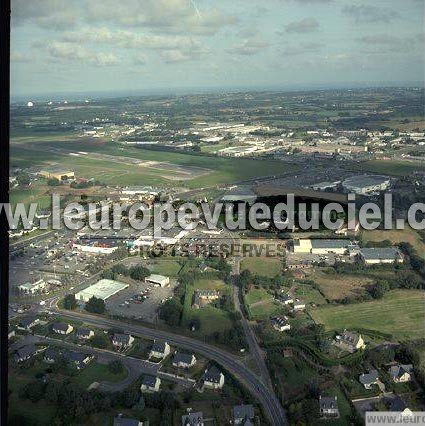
[10,0,425,98]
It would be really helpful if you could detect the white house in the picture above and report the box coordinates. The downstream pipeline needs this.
[52,322,74,335]
[202,366,225,390]
[319,396,339,418]
[140,375,161,392]
[149,341,171,359]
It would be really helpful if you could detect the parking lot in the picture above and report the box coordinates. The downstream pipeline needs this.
[286,251,356,268]
[105,279,179,323]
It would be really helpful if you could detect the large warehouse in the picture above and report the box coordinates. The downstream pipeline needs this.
[293,239,352,255]
[342,175,390,194]
[75,279,129,302]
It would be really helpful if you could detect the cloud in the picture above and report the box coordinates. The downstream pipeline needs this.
[159,46,206,63]
[133,53,147,65]
[61,27,204,51]
[227,39,269,56]
[342,5,400,23]
[282,42,324,56]
[45,42,119,66]
[356,33,425,54]
[284,18,320,33]
[84,0,237,35]
[288,0,332,3]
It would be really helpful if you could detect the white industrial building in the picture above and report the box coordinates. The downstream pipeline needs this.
[75,279,129,302]
[293,239,352,255]
[342,175,390,194]
[72,242,119,254]
[145,274,170,287]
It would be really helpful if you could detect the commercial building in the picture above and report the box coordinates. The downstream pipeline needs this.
[342,175,390,194]
[359,247,404,265]
[75,279,129,302]
[292,239,352,255]
[17,279,46,294]
[145,274,170,288]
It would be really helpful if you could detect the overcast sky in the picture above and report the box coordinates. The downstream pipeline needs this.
[11,0,425,97]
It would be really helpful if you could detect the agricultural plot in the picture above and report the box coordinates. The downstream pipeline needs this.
[240,256,283,277]
[310,290,425,340]
[244,288,285,321]
[312,270,373,301]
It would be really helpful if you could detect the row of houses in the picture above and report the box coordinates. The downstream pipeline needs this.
[114,403,255,426]
[359,365,414,389]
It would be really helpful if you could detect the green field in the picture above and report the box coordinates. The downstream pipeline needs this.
[240,257,283,277]
[310,290,425,340]
[182,278,234,335]
[357,159,424,176]
[76,361,128,389]
[244,288,286,321]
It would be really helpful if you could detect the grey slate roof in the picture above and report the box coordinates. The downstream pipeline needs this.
[203,366,222,383]
[15,344,38,360]
[76,327,93,338]
[233,404,255,421]
[113,333,131,344]
[113,416,141,426]
[181,412,204,426]
[389,365,413,380]
[151,340,167,353]
[173,352,194,365]
[52,322,70,332]
[360,247,401,260]
[319,396,338,410]
[311,239,351,249]
[141,375,158,387]
[359,370,379,385]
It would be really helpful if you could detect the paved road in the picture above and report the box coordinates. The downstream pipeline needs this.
[51,308,288,426]
[232,258,275,392]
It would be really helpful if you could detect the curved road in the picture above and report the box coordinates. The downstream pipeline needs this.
[52,308,287,426]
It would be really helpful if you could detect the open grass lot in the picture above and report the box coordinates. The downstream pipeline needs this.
[293,282,328,305]
[182,278,234,335]
[312,270,373,301]
[240,256,283,277]
[357,159,424,176]
[147,259,183,277]
[361,227,425,260]
[76,361,128,389]
[310,290,425,340]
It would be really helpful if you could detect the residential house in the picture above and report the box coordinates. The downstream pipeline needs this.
[52,322,74,335]
[112,333,134,349]
[335,330,365,353]
[44,347,60,364]
[271,316,291,332]
[181,411,204,426]
[233,404,255,425]
[17,316,40,331]
[76,327,95,340]
[389,365,413,383]
[292,299,306,311]
[15,345,43,363]
[140,375,161,392]
[64,350,94,369]
[202,366,224,390]
[278,294,293,305]
[149,341,171,359]
[8,327,16,340]
[359,370,379,389]
[319,396,340,418]
[172,352,197,368]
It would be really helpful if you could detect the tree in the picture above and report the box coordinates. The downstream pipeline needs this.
[16,173,30,186]
[108,360,124,375]
[129,265,150,281]
[47,178,61,186]
[159,298,183,326]
[91,333,110,349]
[85,296,105,314]
[119,388,139,408]
[63,294,77,310]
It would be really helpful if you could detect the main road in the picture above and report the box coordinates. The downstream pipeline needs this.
[50,307,288,426]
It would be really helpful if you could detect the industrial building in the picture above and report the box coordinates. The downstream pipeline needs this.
[17,279,46,294]
[292,239,352,255]
[359,247,403,265]
[39,166,75,181]
[75,279,129,302]
[342,175,390,194]
[145,274,170,288]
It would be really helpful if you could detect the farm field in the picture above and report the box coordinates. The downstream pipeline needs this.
[357,159,424,176]
[311,270,373,301]
[182,278,234,335]
[146,259,183,277]
[310,290,425,340]
[240,256,283,277]
[361,227,425,259]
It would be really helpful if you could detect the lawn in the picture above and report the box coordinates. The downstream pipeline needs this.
[182,278,234,335]
[312,270,373,301]
[310,290,425,340]
[241,257,283,277]
[293,282,328,305]
[361,227,425,260]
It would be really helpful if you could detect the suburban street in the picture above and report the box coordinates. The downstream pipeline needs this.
[50,307,288,426]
